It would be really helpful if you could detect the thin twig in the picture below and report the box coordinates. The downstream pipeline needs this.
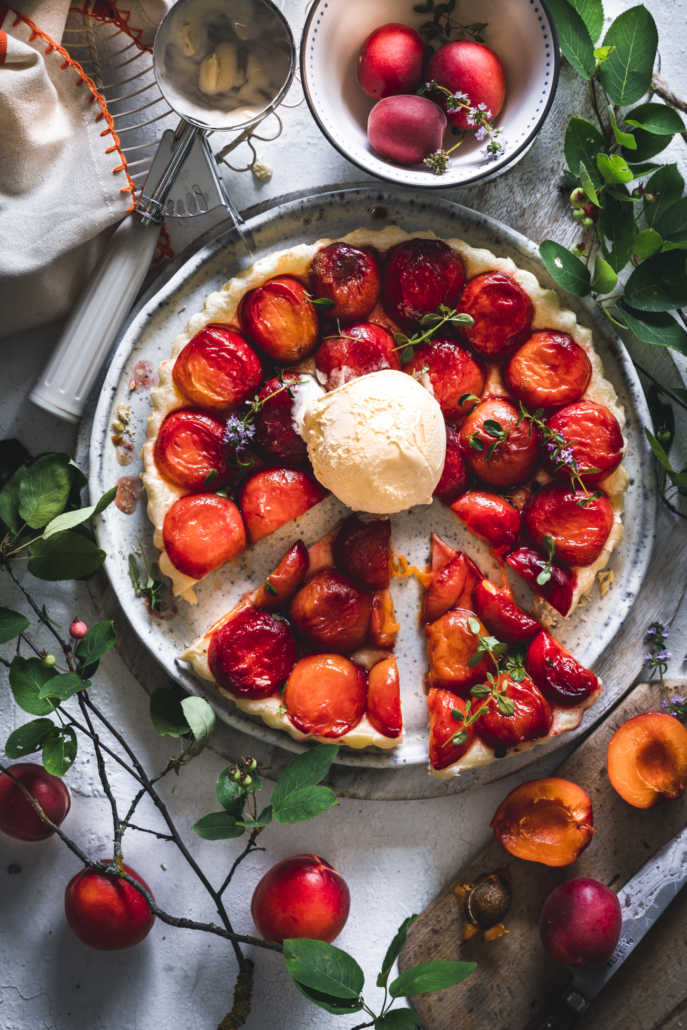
[218,830,266,898]
[77,693,122,858]
[4,564,72,660]
[60,711,144,785]
[124,823,175,842]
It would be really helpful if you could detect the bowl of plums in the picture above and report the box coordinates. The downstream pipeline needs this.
[300,0,559,188]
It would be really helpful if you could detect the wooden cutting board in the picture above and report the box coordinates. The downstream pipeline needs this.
[398,681,687,1030]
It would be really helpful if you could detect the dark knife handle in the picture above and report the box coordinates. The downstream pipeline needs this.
[522,989,588,1030]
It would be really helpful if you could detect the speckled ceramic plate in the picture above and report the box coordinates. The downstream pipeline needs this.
[89,185,656,770]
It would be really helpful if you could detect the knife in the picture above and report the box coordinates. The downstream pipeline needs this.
[525,821,687,1030]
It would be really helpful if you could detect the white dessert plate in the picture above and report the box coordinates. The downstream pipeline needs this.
[89,185,655,771]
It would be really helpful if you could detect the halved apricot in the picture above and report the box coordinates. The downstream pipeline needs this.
[428,689,475,770]
[542,402,624,486]
[283,654,367,737]
[607,712,687,809]
[457,272,534,359]
[367,657,402,738]
[251,540,309,611]
[475,675,552,750]
[434,425,471,505]
[526,630,599,707]
[240,275,319,365]
[425,608,490,696]
[423,553,483,624]
[506,547,576,617]
[288,569,373,654]
[310,242,381,325]
[154,409,237,491]
[333,514,391,591]
[252,374,310,467]
[490,777,594,866]
[473,579,540,644]
[208,606,297,699]
[459,398,539,487]
[523,483,614,567]
[450,489,522,556]
[402,336,485,422]
[368,590,400,649]
[504,331,592,411]
[239,467,327,544]
[163,493,246,579]
[172,324,263,413]
[381,238,466,332]
[315,322,400,391]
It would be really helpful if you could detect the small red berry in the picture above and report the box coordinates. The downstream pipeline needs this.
[583,203,599,224]
[69,621,88,640]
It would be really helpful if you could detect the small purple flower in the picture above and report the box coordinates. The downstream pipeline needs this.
[485,109,493,119]
[224,415,255,449]
[465,107,478,127]
[559,447,575,466]
[672,695,686,704]
[663,627,671,639]
[478,102,487,111]
[454,90,469,102]
[643,652,653,663]
[662,699,669,708]
[656,649,672,662]
[475,127,487,142]
[425,81,433,90]
[547,441,556,452]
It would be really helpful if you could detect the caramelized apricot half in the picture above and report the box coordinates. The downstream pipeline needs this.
[316,322,400,391]
[473,579,540,644]
[251,540,309,611]
[422,554,482,625]
[434,425,470,505]
[460,398,539,487]
[506,547,576,617]
[428,689,475,770]
[457,271,534,360]
[283,654,367,737]
[523,483,614,567]
[526,630,598,707]
[172,324,263,413]
[239,467,327,544]
[208,607,297,700]
[252,373,310,467]
[403,336,485,422]
[240,275,319,365]
[475,674,552,750]
[425,608,490,696]
[490,777,594,866]
[310,242,381,325]
[607,712,687,809]
[154,409,237,491]
[450,489,521,556]
[542,402,624,486]
[163,494,246,579]
[368,590,400,649]
[288,569,373,654]
[504,331,591,411]
[333,514,391,591]
[367,657,402,738]
[382,238,466,332]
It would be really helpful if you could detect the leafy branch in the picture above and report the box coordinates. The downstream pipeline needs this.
[393,304,474,362]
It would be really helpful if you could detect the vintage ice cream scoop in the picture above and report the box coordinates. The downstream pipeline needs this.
[30,0,295,423]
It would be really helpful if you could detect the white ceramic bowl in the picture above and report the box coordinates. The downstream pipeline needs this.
[300,0,559,188]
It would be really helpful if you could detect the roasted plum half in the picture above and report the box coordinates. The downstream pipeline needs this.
[251,540,309,611]
[252,373,311,466]
[240,275,319,365]
[542,402,624,486]
[457,272,534,359]
[283,654,367,737]
[315,322,400,391]
[475,674,553,750]
[172,324,263,413]
[402,336,485,422]
[523,483,614,567]
[310,243,381,325]
[381,238,466,332]
[434,425,471,505]
[425,608,491,696]
[504,331,592,411]
[506,547,576,617]
[333,514,391,591]
[208,607,297,700]
[422,553,483,624]
[428,689,475,770]
[473,579,540,645]
[491,778,595,866]
[163,494,246,579]
[239,468,327,544]
[288,569,373,654]
[526,630,599,707]
[459,398,539,487]
[450,490,522,556]
[366,657,403,738]
[154,410,238,491]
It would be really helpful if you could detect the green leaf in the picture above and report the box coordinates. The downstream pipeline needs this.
[625,102,686,135]
[546,0,595,78]
[539,240,592,297]
[578,161,601,207]
[75,621,116,668]
[656,198,687,245]
[18,453,72,529]
[283,938,364,1000]
[149,689,190,737]
[237,805,272,829]
[591,255,619,294]
[598,4,658,106]
[0,608,30,644]
[607,106,636,149]
[564,117,606,189]
[597,153,633,184]
[216,768,246,817]
[567,0,604,43]
[593,44,613,62]
[42,487,117,540]
[624,250,687,311]
[597,193,637,272]
[376,1010,422,1029]
[9,657,56,715]
[633,228,664,259]
[289,979,364,1016]
[377,915,419,989]
[0,465,27,534]
[27,531,106,581]
[272,785,338,824]
[42,726,77,777]
[181,696,216,755]
[191,811,245,840]
[38,672,90,701]
[616,300,687,354]
[645,428,675,475]
[5,719,54,759]
[622,128,672,165]
[389,960,476,998]
[644,164,685,229]
[271,743,338,808]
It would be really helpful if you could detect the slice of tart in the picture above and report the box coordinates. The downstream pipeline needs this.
[421,533,602,779]
[180,514,403,749]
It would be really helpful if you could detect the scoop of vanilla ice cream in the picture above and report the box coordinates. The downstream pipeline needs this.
[301,370,446,514]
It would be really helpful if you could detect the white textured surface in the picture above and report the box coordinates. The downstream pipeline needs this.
[2,1,687,1027]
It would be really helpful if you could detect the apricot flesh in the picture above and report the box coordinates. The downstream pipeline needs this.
[240,275,319,365]
[473,579,540,644]
[208,606,297,700]
[539,877,621,967]
[283,654,367,737]
[382,238,465,332]
[366,657,402,738]
[504,331,592,411]
[310,243,380,325]
[251,540,308,611]
[450,489,522,556]
[607,712,687,808]
[288,569,372,654]
[428,689,475,770]
[425,608,491,696]
[403,336,485,422]
[172,324,263,413]
[542,401,624,486]
[523,483,614,567]
[368,95,447,166]
[476,675,552,750]
[333,514,391,591]
[239,467,327,544]
[163,493,246,579]
[434,425,470,505]
[459,398,539,487]
[457,272,533,359]
[491,777,594,867]
[251,854,350,945]
[316,322,400,391]
[0,763,71,842]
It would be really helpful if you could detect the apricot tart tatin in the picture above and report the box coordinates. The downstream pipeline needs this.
[504,330,592,411]
[180,515,403,749]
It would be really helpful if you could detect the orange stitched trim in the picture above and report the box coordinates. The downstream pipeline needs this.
[70,0,151,53]
[154,225,175,264]
[0,30,7,63]
[10,8,137,210]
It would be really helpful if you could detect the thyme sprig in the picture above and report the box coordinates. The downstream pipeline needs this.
[446,621,516,748]
[393,304,474,362]
[223,373,309,472]
[515,402,603,506]
[643,621,686,718]
[414,0,488,46]
[419,80,504,173]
